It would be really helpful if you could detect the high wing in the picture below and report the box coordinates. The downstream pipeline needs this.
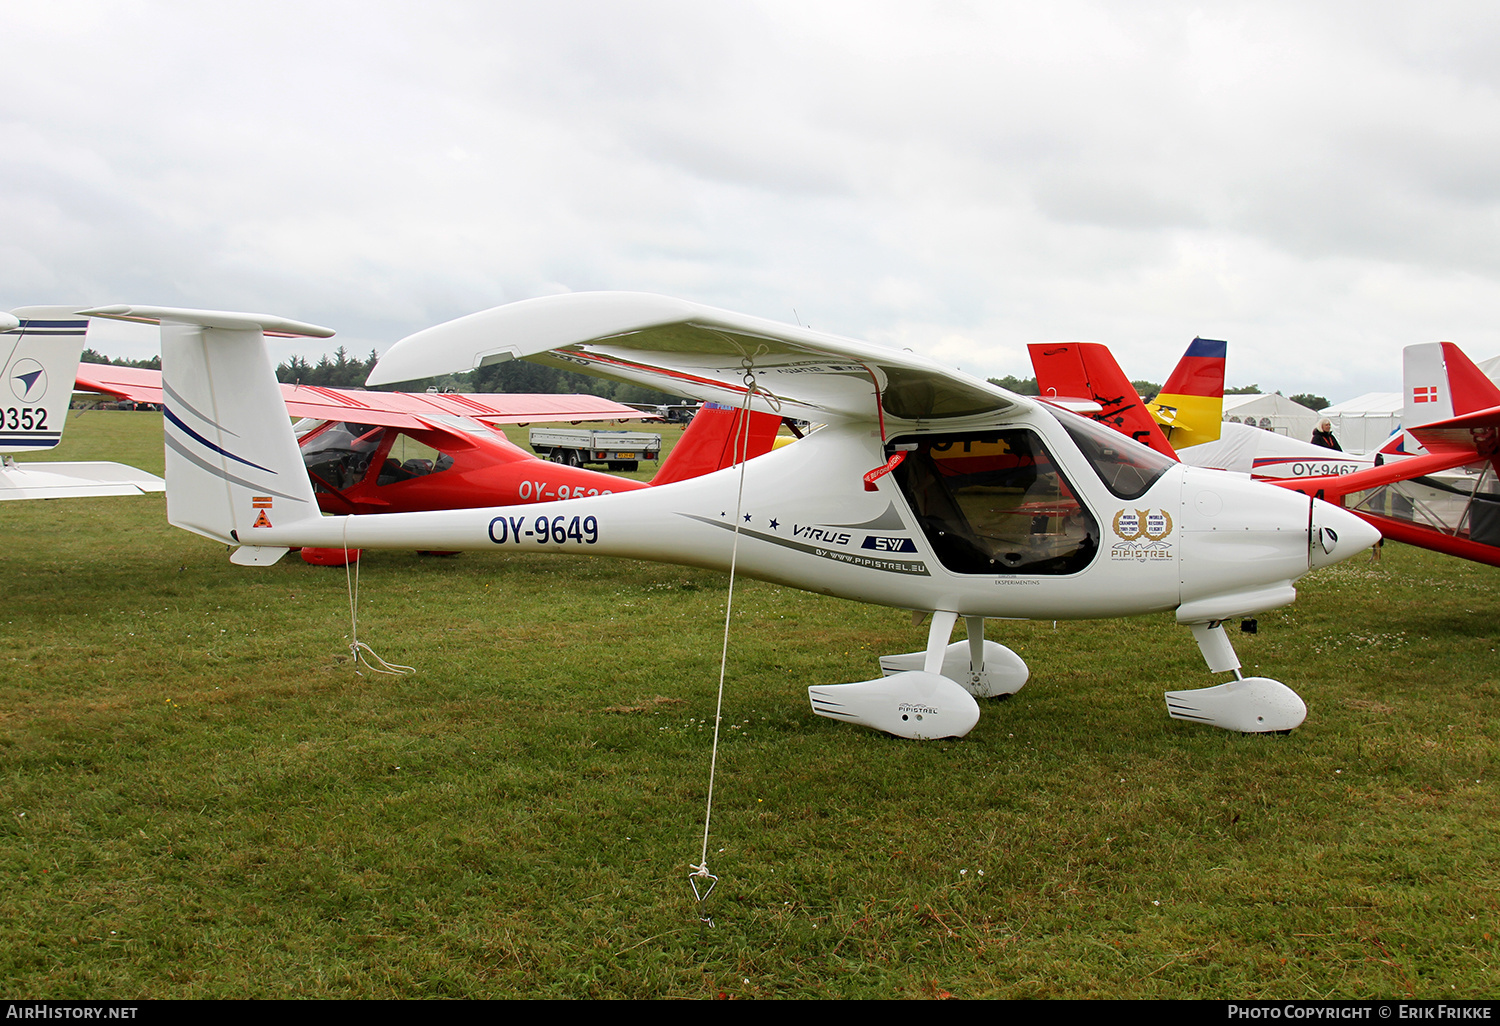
[75,363,654,431]
[367,292,1030,427]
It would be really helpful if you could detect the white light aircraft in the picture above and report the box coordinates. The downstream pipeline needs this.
[0,308,164,499]
[91,296,1380,739]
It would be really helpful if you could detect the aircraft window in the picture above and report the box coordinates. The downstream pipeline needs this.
[1053,411,1175,500]
[302,422,386,492]
[891,430,1099,576]
[1349,466,1500,547]
[378,433,454,486]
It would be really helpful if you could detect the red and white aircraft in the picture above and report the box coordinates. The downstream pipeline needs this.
[1272,343,1500,568]
[88,297,1382,739]
[76,357,783,560]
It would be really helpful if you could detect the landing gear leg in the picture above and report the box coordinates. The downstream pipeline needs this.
[1164,622,1307,733]
[877,614,1029,698]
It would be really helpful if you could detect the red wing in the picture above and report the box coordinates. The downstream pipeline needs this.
[75,363,165,404]
[76,363,656,430]
[276,386,656,428]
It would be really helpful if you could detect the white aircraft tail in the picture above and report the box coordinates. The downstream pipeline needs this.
[79,306,334,562]
[1404,341,1500,427]
[1,306,90,453]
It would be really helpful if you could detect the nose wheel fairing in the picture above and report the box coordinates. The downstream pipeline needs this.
[1166,621,1308,733]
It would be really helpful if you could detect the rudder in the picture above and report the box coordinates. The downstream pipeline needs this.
[0,306,90,453]
[80,306,333,556]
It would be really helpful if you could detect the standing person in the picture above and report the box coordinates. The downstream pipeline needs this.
[1311,419,1341,450]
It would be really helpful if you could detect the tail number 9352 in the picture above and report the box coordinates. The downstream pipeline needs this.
[488,514,599,546]
[4,407,47,431]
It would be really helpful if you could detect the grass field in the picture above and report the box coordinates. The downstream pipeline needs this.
[1,411,1497,998]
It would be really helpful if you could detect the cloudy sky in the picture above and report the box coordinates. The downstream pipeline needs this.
[3,0,1498,400]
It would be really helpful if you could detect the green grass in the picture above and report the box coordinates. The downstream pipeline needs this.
[0,412,1497,998]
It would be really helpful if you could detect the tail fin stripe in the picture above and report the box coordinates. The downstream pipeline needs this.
[0,434,63,446]
[11,320,87,336]
[161,381,241,437]
[164,406,276,475]
[163,434,304,502]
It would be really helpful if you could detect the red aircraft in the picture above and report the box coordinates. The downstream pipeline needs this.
[76,364,784,561]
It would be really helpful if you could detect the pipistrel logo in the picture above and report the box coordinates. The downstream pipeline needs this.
[10,359,45,403]
[1111,508,1174,560]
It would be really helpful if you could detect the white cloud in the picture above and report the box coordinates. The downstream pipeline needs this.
[3,0,1499,396]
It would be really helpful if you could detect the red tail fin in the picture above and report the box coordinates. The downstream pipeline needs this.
[1028,342,1177,458]
[1404,341,1500,425]
[651,403,783,486]
[1403,341,1500,466]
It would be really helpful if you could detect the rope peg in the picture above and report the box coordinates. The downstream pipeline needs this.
[689,862,719,927]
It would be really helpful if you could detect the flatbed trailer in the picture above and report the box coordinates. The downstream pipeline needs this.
[527,427,662,471]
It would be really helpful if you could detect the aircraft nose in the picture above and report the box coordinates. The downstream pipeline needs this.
[1309,499,1382,569]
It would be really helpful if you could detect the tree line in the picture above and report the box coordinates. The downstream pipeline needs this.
[274,346,683,405]
[81,344,1333,412]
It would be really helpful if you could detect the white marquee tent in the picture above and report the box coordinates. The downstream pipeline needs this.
[1320,392,1402,454]
[1220,393,1320,441]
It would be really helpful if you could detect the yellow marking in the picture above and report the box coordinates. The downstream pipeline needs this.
[1148,392,1223,448]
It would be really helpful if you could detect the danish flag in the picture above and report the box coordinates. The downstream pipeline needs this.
[1413,385,1437,404]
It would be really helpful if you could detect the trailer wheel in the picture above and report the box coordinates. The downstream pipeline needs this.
[548,451,565,464]
[566,451,583,467]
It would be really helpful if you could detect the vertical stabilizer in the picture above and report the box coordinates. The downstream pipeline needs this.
[0,306,90,453]
[1404,341,1500,428]
[1146,337,1226,449]
[651,402,783,485]
[1029,342,1178,458]
[79,306,333,559]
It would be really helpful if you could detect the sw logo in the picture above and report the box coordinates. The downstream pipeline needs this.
[861,535,917,553]
[1110,508,1174,560]
[10,359,45,403]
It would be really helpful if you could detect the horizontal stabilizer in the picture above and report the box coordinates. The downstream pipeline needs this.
[78,305,335,339]
[0,460,164,500]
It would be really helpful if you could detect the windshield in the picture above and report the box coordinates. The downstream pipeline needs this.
[1052,408,1176,500]
[301,421,387,492]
